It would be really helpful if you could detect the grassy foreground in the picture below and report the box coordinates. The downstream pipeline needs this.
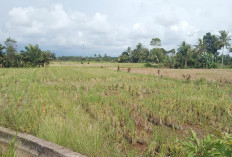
[0,65,231,156]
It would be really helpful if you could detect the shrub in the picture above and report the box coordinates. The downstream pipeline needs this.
[182,130,232,157]
[144,63,152,67]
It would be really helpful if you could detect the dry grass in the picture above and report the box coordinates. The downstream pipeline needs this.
[0,63,231,156]
[116,68,232,83]
[51,61,145,68]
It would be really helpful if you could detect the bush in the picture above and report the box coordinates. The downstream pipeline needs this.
[144,62,152,67]
[164,57,176,68]
[182,130,232,157]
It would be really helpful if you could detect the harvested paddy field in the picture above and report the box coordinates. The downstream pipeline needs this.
[114,67,232,83]
[0,64,231,156]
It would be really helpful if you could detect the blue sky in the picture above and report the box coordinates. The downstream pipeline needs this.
[0,0,232,56]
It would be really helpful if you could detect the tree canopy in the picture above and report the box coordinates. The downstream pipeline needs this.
[119,30,232,69]
[150,38,161,48]
[0,37,56,68]
[217,30,231,68]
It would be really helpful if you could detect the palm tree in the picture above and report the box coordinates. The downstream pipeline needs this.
[217,30,231,68]
[131,43,144,63]
[195,38,206,54]
[177,41,192,68]
[125,47,132,62]
[20,44,43,67]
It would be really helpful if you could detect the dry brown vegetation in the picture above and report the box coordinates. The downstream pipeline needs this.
[1,63,231,156]
[116,68,232,83]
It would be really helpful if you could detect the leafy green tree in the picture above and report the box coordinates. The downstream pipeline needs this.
[20,44,43,67]
[41,50,54,66]
[21,44,54,67]
[149,37,166,63]
[195,38,206,54]
[197,52,216,68]
[103,54,108,61]
[0,43,5,67]
[4,37,19,67]
[164,56,176,68]
[125,47,132,62]
[118,51,129,62]
[119,47,134,62]
[217,30,231,68]
[149,48,164,63]
[193,38,219,68]
[131,43,144,63]
[224,54,232,65]
[150,38,161,48]
[0,37,55,68]
[49,52,56,60]
[177,41,192,68]
[139,48,149,62]
[117,30,231,68]
[98,54,102,62]
[167,49,176,55]
[203,33,220,57]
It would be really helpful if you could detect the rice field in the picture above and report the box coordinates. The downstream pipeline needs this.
[116,67,232,83]
[0,63,231,156]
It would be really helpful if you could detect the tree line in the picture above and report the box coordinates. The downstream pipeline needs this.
[118,30,232,68]
[0,37,56,68]
[57,54,118,62]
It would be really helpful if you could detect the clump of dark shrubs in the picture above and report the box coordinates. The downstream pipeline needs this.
[144,63,152,67]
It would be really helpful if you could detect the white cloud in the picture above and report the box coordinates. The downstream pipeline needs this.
[50,4,72,30]
[0,0,232,56]
[4,4,120,55]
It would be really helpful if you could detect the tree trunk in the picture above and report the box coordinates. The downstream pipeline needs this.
[184,59,188,68]
[221,47,224,69]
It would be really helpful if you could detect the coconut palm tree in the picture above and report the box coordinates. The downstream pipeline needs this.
[195,38,206,54]
[177,41,192,68]
[217,30,231,68]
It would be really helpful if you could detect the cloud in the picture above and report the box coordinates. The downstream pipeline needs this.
[1,0,232,56]
[3,3,159,55]
[4,4,120,55]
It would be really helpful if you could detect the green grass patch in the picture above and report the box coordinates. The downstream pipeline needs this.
[0,65,231,156]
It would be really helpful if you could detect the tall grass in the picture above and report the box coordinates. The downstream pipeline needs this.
[0,66,231,156]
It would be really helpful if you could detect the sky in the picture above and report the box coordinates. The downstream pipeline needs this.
[0,0,232,56]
